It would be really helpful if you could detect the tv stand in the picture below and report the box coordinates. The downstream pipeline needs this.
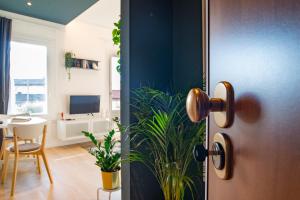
[57,118,110,141]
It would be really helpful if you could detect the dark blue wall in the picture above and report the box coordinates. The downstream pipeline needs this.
[173,0,203,92]
[121,0,203,199]
[122,0,173,199]
[129,0,173,90]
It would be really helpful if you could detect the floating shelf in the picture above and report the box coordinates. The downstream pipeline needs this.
[68,58,100,70]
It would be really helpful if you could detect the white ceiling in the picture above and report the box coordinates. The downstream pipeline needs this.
[75,0,120,29]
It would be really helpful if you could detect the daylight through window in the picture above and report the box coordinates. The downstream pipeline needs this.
[9,41,47,115]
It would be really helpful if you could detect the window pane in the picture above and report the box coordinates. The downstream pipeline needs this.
[9,42,47,115]
[111,57,120,111]
[111,57,120,91]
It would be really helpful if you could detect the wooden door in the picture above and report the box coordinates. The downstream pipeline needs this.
[207,0,300,200]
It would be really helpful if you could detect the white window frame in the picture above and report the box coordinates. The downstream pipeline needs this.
[9,37,51,116]
[110,56,121,112]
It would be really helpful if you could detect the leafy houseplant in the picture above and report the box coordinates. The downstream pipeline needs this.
[112,19,121,73]
[129,87,206,200]
[83,128,122,190]
[65,52,75,80]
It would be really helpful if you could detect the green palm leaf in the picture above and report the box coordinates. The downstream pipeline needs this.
[130,87,206,200]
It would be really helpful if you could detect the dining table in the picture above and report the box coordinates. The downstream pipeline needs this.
[1,116,47,128]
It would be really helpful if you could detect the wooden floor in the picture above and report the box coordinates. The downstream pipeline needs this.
[0,144,121,200]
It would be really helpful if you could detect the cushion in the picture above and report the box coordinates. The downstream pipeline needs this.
[9,143,40,152]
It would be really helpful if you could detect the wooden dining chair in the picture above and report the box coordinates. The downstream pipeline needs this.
[0,128,9,158]
[0,115,11,165]
[0,113,31,163]
[1,123,53,196]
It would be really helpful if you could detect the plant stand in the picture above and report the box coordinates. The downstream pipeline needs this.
[97,187,121,200]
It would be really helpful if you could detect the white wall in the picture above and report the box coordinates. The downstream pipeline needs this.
[0,10,118,147]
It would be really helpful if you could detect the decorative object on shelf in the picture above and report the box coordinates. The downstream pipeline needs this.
[60,112,64,120]
[112,19,120,73]
[129,87,206,200]
[72,58,99,70]
[82,120,124,190]
[65,52,75,80]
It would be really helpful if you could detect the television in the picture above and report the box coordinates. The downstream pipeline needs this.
[69,95,100,114]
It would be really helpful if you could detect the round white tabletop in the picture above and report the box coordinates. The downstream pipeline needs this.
[0,117,47,129]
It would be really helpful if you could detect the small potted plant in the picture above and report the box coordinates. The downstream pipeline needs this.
[82,128,122,190]
[65,52,75,80]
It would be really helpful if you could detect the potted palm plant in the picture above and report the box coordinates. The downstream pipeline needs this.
[83,129,121,190]
[129,87,206,200]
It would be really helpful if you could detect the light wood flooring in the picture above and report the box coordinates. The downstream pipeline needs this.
[0,144,121,200]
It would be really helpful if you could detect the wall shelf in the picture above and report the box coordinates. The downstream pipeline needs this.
[69,58,100,70]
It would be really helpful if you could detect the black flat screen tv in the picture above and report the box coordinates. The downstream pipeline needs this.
[69,95,100,114]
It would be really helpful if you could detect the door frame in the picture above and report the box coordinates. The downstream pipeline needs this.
[202,0,209,200]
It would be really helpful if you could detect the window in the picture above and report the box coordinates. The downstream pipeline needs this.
[9,41,47,115]
[111,57,120,111]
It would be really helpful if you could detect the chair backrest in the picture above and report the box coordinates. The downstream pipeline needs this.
[9,123,46,140]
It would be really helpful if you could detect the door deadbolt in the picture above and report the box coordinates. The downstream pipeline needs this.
[194,142,225,170]
[186,81,234,128]
[194,132,232,180]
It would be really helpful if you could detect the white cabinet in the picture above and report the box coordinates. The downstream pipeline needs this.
[57,118,110,140]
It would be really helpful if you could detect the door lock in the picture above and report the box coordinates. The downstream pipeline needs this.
[194,132,232,180]
[194,142,225,170]
[186,81,234,128]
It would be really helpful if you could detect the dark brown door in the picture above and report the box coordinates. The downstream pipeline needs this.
[208,0,300,200]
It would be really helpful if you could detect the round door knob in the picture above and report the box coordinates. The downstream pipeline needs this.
[186,81,234,128]
[186,88,224,123]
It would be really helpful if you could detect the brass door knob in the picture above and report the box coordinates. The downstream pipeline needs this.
[186,81,234,128]
[186,88,224,122]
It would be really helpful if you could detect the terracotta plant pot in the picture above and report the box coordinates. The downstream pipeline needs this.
[101,170,120,190]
